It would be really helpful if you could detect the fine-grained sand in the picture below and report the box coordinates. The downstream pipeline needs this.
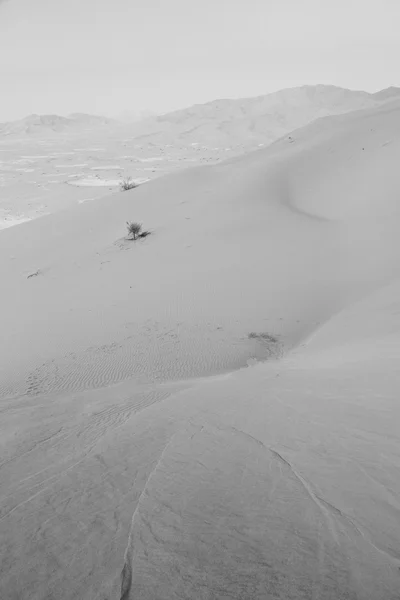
[1,99,400,599]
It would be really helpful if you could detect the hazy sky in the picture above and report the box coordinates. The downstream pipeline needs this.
[0,0,398,120]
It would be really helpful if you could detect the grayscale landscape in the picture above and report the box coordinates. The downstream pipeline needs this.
[1,1,400,599]
[1,85,399,231]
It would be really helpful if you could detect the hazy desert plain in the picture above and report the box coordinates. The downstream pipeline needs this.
[1,85,400,599]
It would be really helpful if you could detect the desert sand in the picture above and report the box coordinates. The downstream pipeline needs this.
[1,94,400,598]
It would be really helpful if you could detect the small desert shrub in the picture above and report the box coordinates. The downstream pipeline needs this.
[120,177,138,191]
[248,332,278,343]
[126,221,142,239]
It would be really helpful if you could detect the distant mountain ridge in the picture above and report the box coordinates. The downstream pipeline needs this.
[1,85,399,144]
[0,113,117,136]
[371,86,400,100]
[140,85,400,147]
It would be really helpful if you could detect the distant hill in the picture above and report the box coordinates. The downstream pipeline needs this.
[371,86,400,101]
[1,85,399,145]
[67,113,117,126]
[131,85,400,148]
[0,113,118,136]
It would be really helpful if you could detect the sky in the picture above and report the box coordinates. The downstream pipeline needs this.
[0,0,399,121]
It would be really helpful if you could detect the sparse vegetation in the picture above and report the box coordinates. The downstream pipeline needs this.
[27,269,41,279]
[126,221,142,239]
[126,222,151,241]
[120,176,138,191]
[248,332,278,343]
[247,331,284,361]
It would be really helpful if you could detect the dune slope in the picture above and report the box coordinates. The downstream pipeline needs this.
[1,100,400,599]
[2,101,400,398]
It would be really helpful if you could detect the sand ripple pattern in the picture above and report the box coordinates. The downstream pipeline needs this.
[0,321,283,399]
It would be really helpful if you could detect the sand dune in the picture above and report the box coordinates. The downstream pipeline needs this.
[1,99,400,598]
[2,85,399,234]
[3,99,400,397]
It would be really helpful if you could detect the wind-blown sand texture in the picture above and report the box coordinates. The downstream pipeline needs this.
[1,98,400,598]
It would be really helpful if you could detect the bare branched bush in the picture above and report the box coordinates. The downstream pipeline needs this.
[120,177,138,191]
[126,221,142,240]
[248,332,278,343]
